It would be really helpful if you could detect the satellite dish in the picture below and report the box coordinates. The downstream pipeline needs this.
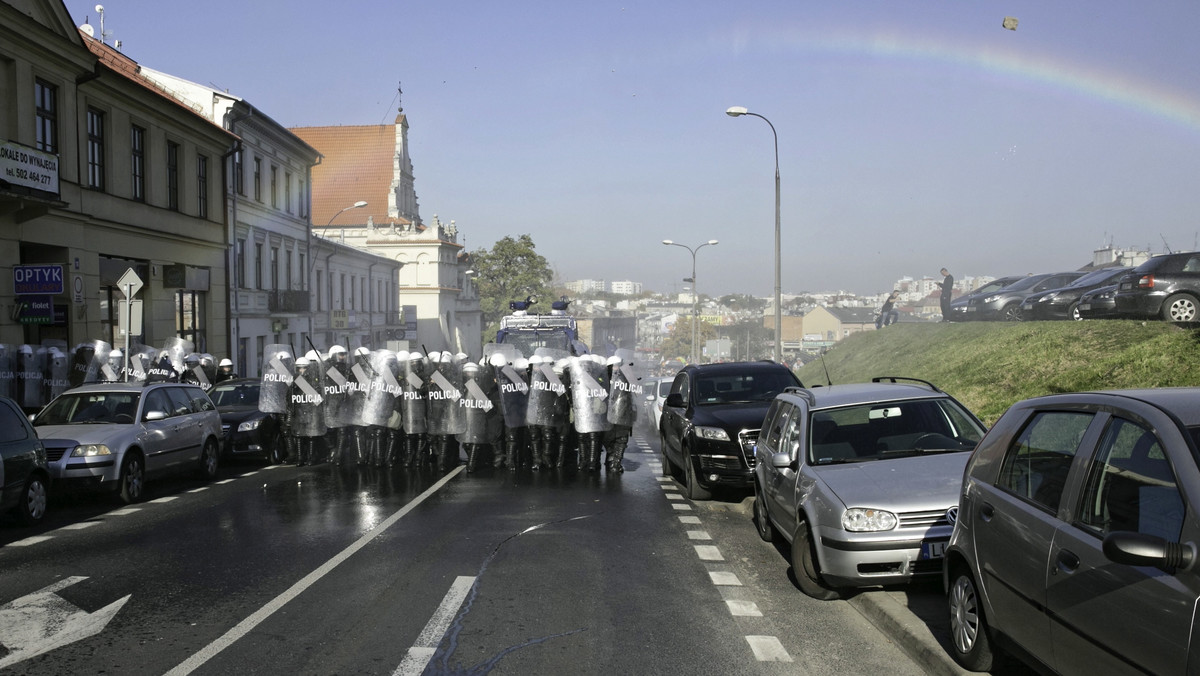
[95,4,104,12]
[81,23,95,36]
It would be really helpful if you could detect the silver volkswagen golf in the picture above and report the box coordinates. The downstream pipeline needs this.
[753,378,986,599]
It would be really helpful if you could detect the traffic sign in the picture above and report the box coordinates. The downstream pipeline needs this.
[115,267,143,299]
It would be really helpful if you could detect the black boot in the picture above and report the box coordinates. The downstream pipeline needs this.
[529,428,545,471]
[404,435,418,468]
[555,429,569,468]
[440,437,458,471]
[383,431,398,467]
[465,444,479,472]
[586,434,602,471]
[296,437,308,466]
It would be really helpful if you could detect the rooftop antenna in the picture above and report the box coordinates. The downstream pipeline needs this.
[94,4,112,45]
[1161,234,1173,254]
[397,80,403,114]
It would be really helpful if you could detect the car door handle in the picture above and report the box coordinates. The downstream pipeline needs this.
[1055,549,1080,574]
[980,502,994,522]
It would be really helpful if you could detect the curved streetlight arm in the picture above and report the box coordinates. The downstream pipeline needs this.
[663,239,719,363]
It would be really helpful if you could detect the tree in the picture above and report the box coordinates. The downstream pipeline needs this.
[659,316,719,364]
[470,234,554,339]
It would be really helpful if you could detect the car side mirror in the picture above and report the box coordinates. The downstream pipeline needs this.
[665,392,685,408]
[1102,531,1195,571]
[143,410,167,422]
[645,393,656,401]
[771,451,793,469]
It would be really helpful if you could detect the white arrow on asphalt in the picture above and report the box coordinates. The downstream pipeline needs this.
[0,576,130,669]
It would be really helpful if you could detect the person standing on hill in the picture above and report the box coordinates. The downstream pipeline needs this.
[876,290,900,329]
[939,268,954,322]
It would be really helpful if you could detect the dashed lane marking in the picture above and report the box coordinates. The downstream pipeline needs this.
[695,545,723,561]
[678,516,701,524]
[655,477,671,482]
[665,494,684,501]
[188,487,209,493]
[709,571,742,586]
[686,530,711,540]
[215,479,236,485]
[59,522,100,530]
[746,635,793,662]
[726,600,763,617]
[109,507,141,516]
[7,536,53,547]
[149,496,179,503]
[671,503,693,511]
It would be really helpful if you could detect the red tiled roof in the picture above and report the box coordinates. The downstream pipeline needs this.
[290,123,410,229]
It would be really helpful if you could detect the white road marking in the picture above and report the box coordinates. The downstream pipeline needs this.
[694,545,723,561]
[149,496,178,503]
[108,508,140,516]
[392,576,475,676]
[655,477,671,482]
[187,487,209,493]
[677,516,701,524]
[686,530,711,540]
[7,536,54,547]
[164,466,466,676]
[215,479,236,485]
[671,503,692,511]
[241,471,261,477]
[58,522,100,531]
[665,494,684,501]
[709,571,742,586]
[746,635,793,662]
[726,600,763,617]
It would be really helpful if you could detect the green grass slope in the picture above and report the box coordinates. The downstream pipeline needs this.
[796,320,1200,425]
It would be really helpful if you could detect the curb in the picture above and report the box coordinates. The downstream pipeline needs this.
[847,591,974,676]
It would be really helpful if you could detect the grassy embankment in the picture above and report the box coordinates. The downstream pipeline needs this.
[795,320,1200,426]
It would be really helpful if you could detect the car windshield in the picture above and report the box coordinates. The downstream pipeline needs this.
[808,398,985,466]
[209,382,261,407]
[657,380,672,397]
[693,371,796,405]
[34,391,141,426]
[1069,268,1126,287]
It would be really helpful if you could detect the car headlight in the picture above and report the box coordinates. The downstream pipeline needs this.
[842,508,898,532]
[981,295,1000,304]
[1039,293,1057,303]
[694,426,730,441]
[238,419,263,432]
[71,444,113,457]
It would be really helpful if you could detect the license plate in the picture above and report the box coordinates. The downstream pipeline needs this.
[1120,282,1132,290]
[1080,303,1091,311]
[965,306,976,312]
[1021,303,1033,310]
[920,541,947,560]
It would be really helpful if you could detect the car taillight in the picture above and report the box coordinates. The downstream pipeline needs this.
[1138,274,1155,289]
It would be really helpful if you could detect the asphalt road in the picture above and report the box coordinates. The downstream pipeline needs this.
[1,431,949,675]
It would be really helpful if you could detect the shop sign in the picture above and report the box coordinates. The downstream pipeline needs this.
[14,296,53,324]
[0,140,59,193]
[13,264,64,295]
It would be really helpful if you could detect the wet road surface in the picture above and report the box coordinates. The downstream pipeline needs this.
[0,433,931,675]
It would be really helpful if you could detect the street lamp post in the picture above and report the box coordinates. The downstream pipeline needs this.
[308,200,368,302]
[662,239,718,364]
[726,106,782,363]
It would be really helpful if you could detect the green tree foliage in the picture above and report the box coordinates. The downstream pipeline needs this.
[470,234,554,338]
[719,319,773,361]
[659,316,719,363]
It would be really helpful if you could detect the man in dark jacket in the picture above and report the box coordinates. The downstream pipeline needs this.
[939,268,954,322]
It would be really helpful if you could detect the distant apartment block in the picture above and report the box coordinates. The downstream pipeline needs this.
[610,280,642,295]
[566,279,606,294]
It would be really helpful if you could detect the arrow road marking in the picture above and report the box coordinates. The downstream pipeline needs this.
[0,576,130,669]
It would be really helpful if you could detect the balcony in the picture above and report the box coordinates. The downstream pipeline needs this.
[268,290,310,313]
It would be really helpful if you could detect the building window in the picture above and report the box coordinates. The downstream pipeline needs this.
[234,150,244,196]
[340,273,346,309]
[35,79,58,154]
[299,254,306,290]
[361,278,366,311]
[253,157,262,201]
[350,275,356,310]
[166,141,180,211]
[236,238,246,288]
[197,154,208,218]
[316,270,323,311]
[130,125,145,201]
[286,249,293,291]
[86,108,105,189]
[176,289,207,352]
[298,179,307,218]
[255,242,263,289]
[270,165,278,208]
[284,171,292,213]
[270,247,279,290]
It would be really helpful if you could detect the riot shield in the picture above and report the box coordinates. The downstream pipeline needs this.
[426,356,466,436]
[527,348,570,428]
[492,350,529,429]
[323,353,352,429]
[288,358,327,438]
[606,349,642,427]
[399,353,428,434]
[457,363,494,444]
[42,344,71,402]
[74,340,115,385]
[16,344,41,409]
[0,344,15,401]
[258,344,295,414]
[360,350,400,428]
[125,344,158,383]
[569,355,612,434]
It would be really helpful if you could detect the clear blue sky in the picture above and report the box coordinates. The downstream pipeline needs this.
[69,1,1200,296]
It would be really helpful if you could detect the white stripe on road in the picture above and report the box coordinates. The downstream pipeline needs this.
[108,508,141,516]
[694,545,723,561]
[149,496,179,503]
[671,503,692,511]
[7,536,53,547]
[686,530,711,540]
[58,522,100,530]
[746,635,793,662]
[164,466,466,676]
[709,571,742,586]
[726,600,763,617]
[665,494,684,501]
[187,487,209,493]
[392,576,476,676]
[216,479,236,485]
[655,477,671,482]
[677,516,701,524]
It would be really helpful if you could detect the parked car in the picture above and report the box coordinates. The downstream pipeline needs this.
[1113,251,1200,322]
[208,378,285,463]
[641,376,673,435]
[660,361,801,500]
[947,276,1024,322]
[1076,283,1121,319]
[945,388,1200,674]
[964,272,1087,321]
[1020,266,1131,321]
[753,378,986,599]
[0,395,50,525]
[32,382,222,503]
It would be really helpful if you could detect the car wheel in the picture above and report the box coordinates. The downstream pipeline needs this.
[119,453,145,504]
[684,454,712,501]
[1069,302,1083,321]
[948,568,995,671]
[17,474,49,526]
[268,430,287,465]
[1162,293,1198,323]
[1001,303,1023,321]
[791,522,840,600]
[198,438,220,480]
[752,481,777,543]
